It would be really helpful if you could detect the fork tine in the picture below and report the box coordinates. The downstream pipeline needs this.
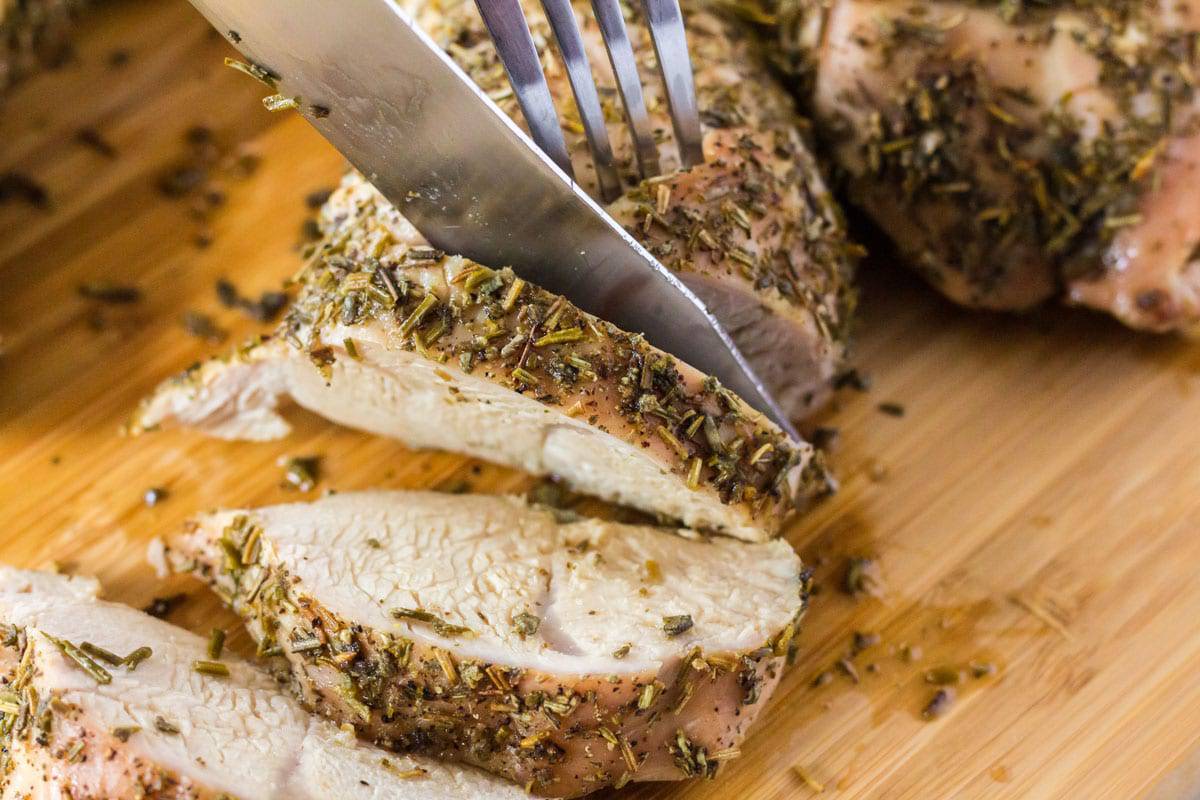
[637,0,703,167]
[539,0,622,201]
[475,0,575,178]
[589,0,661,178]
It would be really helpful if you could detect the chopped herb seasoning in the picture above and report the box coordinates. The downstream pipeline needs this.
[207,628,226,660]
[122,647,153,670]
[80,641,125,666]
[305,188,333,209]
[833,369,871,392]
[970,661,998,679]
[78,281,140,304]
[66,740,86,762]
[662,615,694,637]
[851,631,880,654]
[154,716,181,735]
[215,278,288,322]
[143,593,186,619]
[111,725,140,742]
[843,557,883,598]
[193,660,230,677]
[391,608,473,638]
[223,57,277,89]
[279,455,320,491]
[835,658,859,684]
[512,612,541,639]
[612,643,632,659]
[47,636,112,684]
[158,166,206,198]
[809,427,839,451]
[76,127,117,158]
[925,666,961,686]
[381,759,428,779]
[181,311,228,344]
[0,172,50,209]
[922,688,955,720]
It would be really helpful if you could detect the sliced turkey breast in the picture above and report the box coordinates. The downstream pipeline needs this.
[0,566,525,800]
[163,490,810,798]
[777,0,1200,332]
[0,0,80,92]
[390,0,858,416]
[132,194,832,541]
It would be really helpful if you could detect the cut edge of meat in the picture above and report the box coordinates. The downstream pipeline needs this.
[163,490,811,798]
[131,206,836,542]
[0,566,528,800]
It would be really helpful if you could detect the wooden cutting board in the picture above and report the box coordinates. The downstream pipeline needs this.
[4,0,1200,797]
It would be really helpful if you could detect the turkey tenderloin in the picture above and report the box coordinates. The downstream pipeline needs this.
[132,198,832,541]
[163,490,811,798]
[0,566,525,800]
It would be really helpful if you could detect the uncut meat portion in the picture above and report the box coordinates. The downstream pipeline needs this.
[776,0,1200,332]
[400,0,859,416]
[1,0,82,92]
[0,567,526,799]
[132,183,833,542]
[165,490,811,798]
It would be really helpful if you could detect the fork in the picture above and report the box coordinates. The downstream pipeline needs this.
[474,0,704,202]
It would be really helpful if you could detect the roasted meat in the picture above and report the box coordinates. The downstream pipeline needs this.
[164,490,811,798]
[776,0,1200,332]
[133,179,832,541]
[0,567,525,799]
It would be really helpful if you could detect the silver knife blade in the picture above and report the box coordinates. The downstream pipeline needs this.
[187,0,800,440]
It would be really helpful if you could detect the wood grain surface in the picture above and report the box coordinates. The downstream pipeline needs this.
[3,1,1200,798]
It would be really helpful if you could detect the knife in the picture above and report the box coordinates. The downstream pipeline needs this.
[186,0,801,441]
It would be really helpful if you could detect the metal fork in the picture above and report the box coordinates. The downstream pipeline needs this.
[474,0,704,202]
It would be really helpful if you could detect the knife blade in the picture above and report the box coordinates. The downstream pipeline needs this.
[186,0,800,440]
